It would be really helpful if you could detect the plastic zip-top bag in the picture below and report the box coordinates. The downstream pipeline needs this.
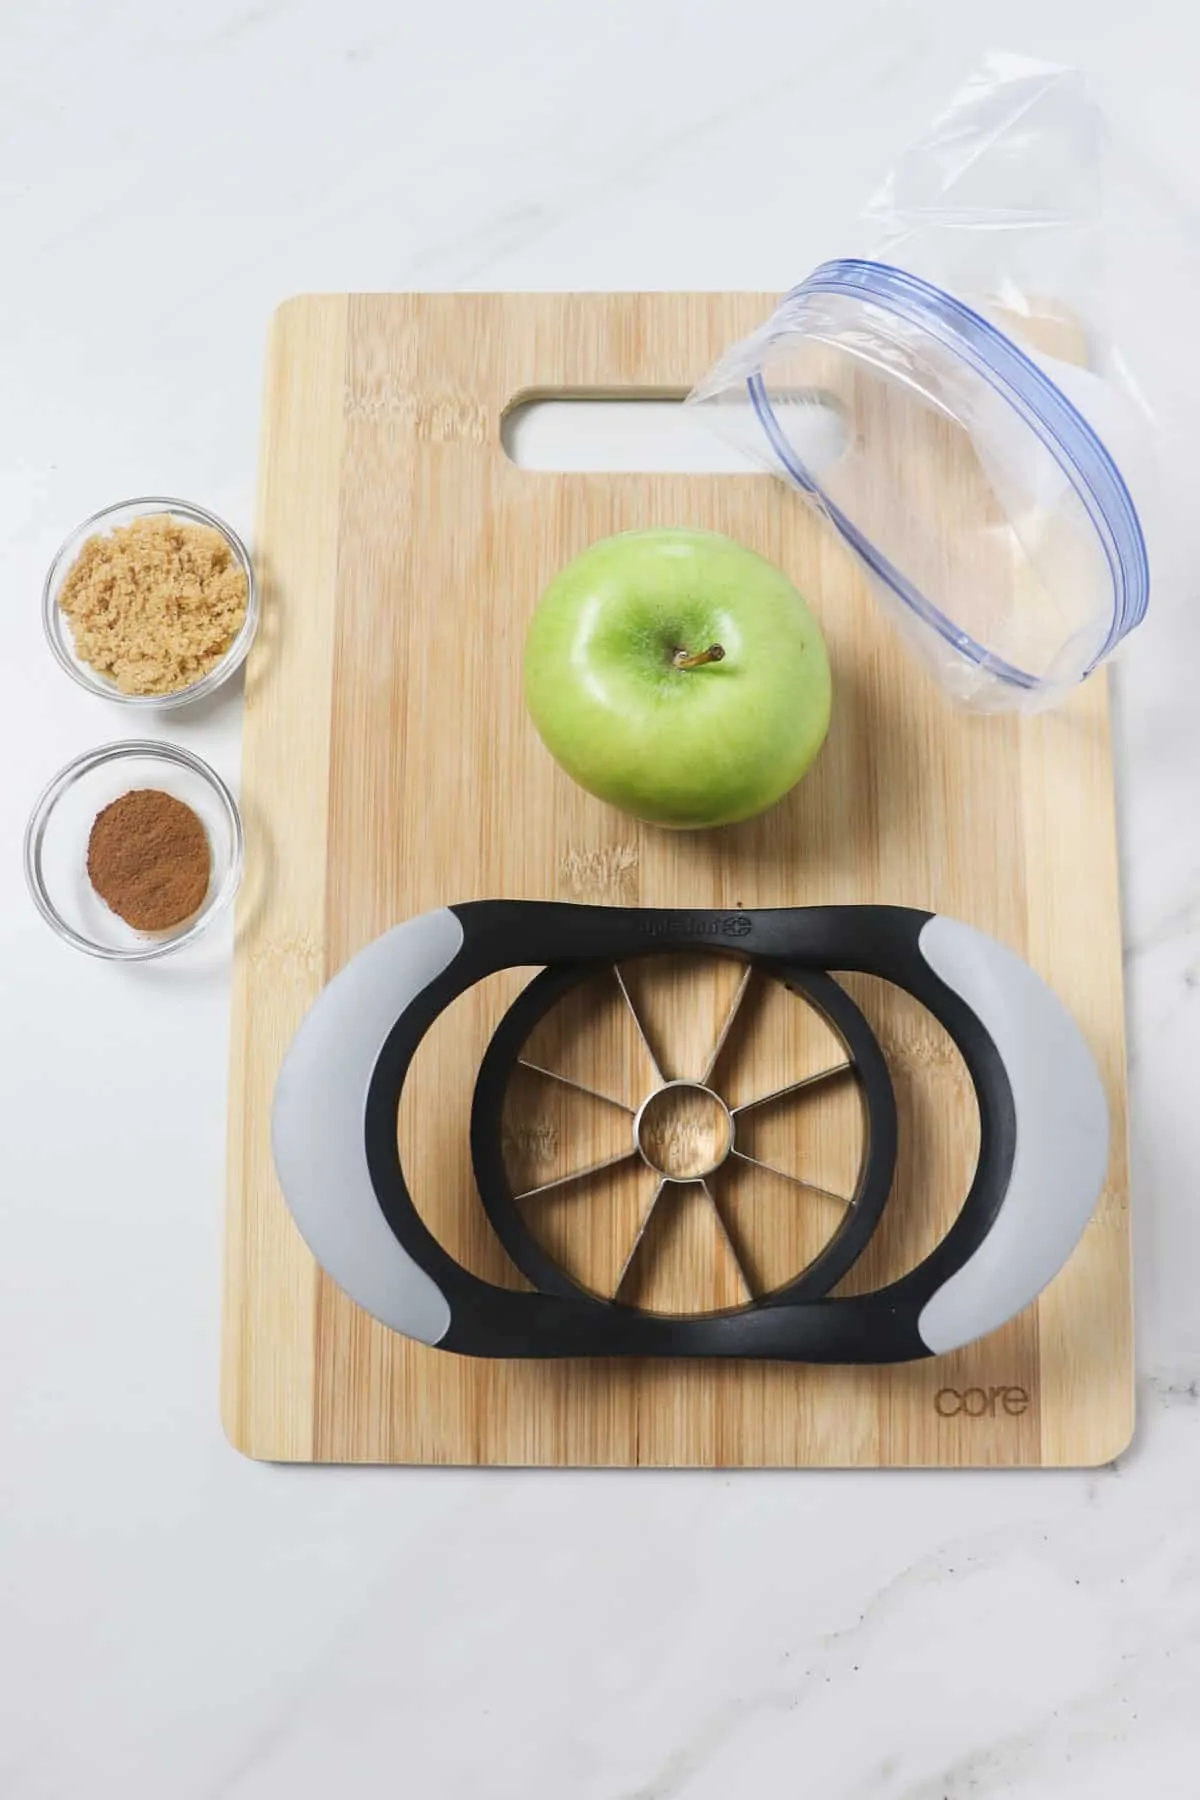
[689,55,1190,711]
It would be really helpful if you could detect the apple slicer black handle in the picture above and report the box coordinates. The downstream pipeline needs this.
[271,902,1109,1363]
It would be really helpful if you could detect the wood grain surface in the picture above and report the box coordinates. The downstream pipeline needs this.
[222,293,1133,1466]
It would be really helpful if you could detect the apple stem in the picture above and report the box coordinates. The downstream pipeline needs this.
[672,644,725,671]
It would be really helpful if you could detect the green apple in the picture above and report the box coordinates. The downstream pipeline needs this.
[523,528,831,828]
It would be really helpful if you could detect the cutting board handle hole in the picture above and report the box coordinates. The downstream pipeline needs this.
[501,392,847,475]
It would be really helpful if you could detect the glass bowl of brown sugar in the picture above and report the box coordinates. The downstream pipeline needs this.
[24,741,244,960]
[43,497,258,708]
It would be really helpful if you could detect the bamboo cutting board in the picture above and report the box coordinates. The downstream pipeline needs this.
[222,293,1133,1466]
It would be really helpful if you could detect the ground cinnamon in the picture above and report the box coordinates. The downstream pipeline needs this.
[87,789,211,931]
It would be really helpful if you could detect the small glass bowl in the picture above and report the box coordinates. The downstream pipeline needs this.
[42,496,258,709]
[24,740,244,961]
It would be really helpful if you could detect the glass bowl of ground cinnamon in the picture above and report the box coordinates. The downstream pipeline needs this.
[24,740,243,960]
[43,498,258,707]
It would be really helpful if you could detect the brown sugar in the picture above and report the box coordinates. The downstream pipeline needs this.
[58,513,248,696]
[87,789,212,931]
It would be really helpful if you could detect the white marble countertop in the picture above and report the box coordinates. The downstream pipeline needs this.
[4,4,1200,1795]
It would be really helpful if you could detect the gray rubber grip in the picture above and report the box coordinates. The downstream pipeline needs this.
[270,907,463,1345]
[916,916,1110,1355]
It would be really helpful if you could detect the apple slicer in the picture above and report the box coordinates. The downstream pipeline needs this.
[271,902,1109,1364]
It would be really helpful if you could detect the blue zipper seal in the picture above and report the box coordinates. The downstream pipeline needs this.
[747,259,1150,690]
